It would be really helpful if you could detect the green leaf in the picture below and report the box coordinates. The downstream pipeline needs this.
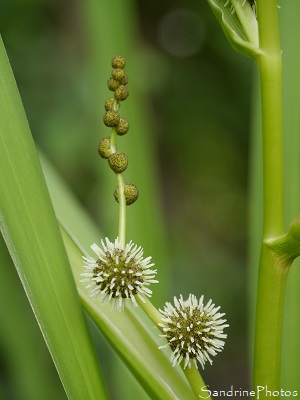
[207,0,260,58]
[0,36,107,400]
[0,235,67,400]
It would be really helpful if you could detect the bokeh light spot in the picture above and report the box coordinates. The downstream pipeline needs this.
[158,9,205,58]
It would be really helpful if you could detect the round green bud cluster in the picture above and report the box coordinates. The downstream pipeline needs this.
[114,183,139,206]
[108,152,128,173]
[115,85,129,101]
[104,98,115,111]
[112,69,128,85]
[103,110,120,127]
[98,56,138,206]
[98,138,112,159]
[116,118,129,136]
[107,77,120,92]
[112,55,126,69]
[103,56,129,136]
[107,56,129,102]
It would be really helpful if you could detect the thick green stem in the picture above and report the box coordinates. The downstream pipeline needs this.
[254,0,288,393]
[258,53,284,238]
[254,245,290,390]
[256,0,284,239]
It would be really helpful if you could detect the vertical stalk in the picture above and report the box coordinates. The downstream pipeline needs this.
[254,245,290,389]
[256,0,284,238]
[254,0,289,392]
[110,117,126,248]
[117,173,126,247]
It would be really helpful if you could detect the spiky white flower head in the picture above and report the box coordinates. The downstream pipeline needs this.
[81,237,158,311]
[158,294,229,369]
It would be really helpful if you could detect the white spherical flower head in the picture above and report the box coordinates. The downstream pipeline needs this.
[158,294,229,369]
[81,237,158,311]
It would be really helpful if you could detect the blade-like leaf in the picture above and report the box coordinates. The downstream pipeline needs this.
[0,36,107,400]
[0,234,67,400]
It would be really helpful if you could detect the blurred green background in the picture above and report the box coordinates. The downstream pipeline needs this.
[0,0,253,398]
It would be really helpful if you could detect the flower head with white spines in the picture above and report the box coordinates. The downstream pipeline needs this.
[158,294,229,369]
[81,237,158,311]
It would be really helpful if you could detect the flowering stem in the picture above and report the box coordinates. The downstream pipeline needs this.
[110,103,126,249]
[136,297,163,327]
[253,0,289,393]
[183,364,210,400]
[116,173,126,247]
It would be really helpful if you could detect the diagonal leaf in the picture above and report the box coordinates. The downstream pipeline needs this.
[0,36,107,400]
[0,234,67,400]
[207,0,260,58]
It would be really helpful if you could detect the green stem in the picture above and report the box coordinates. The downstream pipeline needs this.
[117,173,126,247]
[256,0,284,239]
[254,245,290,390]
[183,364,210,400]
[110,119,126,248]
[254,0,288,393]
[137,297,163,326]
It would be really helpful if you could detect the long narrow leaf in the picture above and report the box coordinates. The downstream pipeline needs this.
[0,36,107,400]
[0,234,66,400]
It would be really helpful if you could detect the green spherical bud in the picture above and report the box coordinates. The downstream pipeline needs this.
[116,118,129,136]
[103,110,120,127]
[121,74,128,85]
[98,138,112,159]
[111,68,128,85]
[108,152,128,173]
[115,85,129,101]
[104,98,115,111]
[114,182,139,206]
[112,55,126,69]
[107,77,120,91]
